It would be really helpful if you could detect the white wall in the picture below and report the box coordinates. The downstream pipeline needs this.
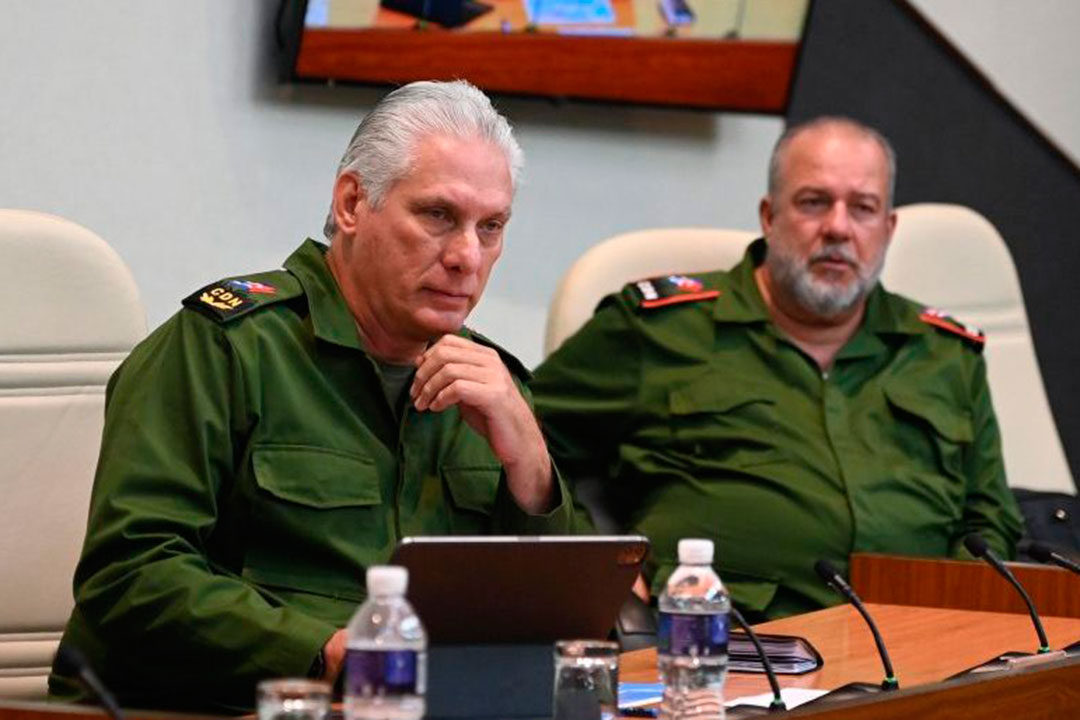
[1,1,1076,367]
[910,0,1080,166]
[0,1,775,368]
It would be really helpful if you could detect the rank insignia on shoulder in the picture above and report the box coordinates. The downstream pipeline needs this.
[631,274,720,310]
[919,307,986,350]
[183,278,279,322]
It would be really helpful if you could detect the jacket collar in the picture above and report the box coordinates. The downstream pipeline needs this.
[283,239,364,350]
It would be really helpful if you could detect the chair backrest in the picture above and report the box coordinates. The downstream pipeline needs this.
[543,227,758,355]
[0,209,146,699]
[883,203,1074,494]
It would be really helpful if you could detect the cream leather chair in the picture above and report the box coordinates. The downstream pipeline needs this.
[543,228,758,356]
[885,203,1074,494]
[0,210,146,698]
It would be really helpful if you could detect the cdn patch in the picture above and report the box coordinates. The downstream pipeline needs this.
[183,279,277,322]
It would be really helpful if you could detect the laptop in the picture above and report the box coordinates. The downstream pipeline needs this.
[390,535,649,643]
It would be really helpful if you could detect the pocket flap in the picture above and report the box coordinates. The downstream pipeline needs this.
[443,465,502,514]
[253,445,382,509]
[668,375,774,415]
[883,385,973,443]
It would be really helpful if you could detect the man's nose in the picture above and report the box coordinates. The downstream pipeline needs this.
[823,201,854,240]
[442,227,482,273]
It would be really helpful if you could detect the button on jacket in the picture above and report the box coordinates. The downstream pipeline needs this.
[49,239,573,712]
[531,239,1021,620]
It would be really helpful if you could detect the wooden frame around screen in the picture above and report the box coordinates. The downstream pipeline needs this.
[283,0,810,112]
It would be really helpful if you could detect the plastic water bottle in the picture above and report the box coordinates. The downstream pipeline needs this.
[657,539,730,720]
[344,566,427,720]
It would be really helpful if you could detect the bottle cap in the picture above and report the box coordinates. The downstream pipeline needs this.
[678,539,714,565]
[366,565,408,596]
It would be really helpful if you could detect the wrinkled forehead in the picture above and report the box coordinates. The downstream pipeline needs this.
[777,126,891,197]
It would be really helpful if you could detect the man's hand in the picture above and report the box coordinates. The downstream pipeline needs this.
[411,334,554,514]
[322,629,347,682]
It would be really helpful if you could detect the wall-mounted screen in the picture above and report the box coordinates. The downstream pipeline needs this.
[281,0,811,112]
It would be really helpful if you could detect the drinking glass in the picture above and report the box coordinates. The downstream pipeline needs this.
[256,678,331,720]
[553,639,619,720]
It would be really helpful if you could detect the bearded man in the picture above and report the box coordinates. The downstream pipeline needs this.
[530,117,1022,620]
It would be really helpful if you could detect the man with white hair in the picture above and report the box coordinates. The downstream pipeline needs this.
[532,116,1022,621]
[49,80,572,711]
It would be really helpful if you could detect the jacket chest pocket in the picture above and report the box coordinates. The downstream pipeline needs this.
[882,384,973,518]
[665,375,785,469]
[244,445,386,598]
[442,463,502,533]
[883,385,972,480]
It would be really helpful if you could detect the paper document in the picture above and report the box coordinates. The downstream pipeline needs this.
[726,687,829,709]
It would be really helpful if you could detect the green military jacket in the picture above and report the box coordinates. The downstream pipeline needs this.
[49,239,573,713]
[531,239,1022,620]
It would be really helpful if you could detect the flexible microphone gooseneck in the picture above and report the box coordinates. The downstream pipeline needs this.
[729,606,786,712]
[813,559,899,690]
[53,644,126,720]
[963,533,1052,654]
[1027,541,1080,576]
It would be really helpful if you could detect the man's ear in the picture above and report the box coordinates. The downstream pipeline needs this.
[885,208,898,242]
[331,173,366,238]
[758,196,774,237]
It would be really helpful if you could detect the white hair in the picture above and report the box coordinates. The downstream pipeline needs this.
[324,80,524,239]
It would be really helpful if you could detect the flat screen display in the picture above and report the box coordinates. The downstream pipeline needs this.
[281,0,812,111]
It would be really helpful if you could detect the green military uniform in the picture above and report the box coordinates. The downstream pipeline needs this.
[49,239,573,713]
[531,238,1022,620]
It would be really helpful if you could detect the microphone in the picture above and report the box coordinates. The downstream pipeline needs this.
[1027,541,1080,576]
[963,533,1051,653]
[729,606,786,712]
[53,644,126,720]
[814,559,899,690]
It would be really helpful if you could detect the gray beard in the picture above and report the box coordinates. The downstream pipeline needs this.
[766,243,884,318]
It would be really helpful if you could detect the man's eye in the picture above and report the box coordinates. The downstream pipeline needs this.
[481,220,504,234]
[798,197,828,210]
[426,207,449,221]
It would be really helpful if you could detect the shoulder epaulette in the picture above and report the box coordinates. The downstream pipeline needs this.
[919,307,985,352]
[466,328,532,381]
[182,272,301,323]
[624,274,720,310]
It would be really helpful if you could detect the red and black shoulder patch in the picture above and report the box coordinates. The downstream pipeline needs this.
[626,274,720,310]
[919,308,985,352]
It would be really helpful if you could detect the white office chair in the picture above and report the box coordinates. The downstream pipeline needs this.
[884,203,1074,494]
[0,210,146,699]
[542,227,758,356]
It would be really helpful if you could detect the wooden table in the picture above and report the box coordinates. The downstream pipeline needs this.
[5,605,1078,720]
[621,603,1080,699]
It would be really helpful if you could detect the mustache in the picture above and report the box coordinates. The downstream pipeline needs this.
[809,246,858,266]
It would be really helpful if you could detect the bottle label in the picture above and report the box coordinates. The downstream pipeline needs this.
[658,612,729,657]
[345,649,420,696]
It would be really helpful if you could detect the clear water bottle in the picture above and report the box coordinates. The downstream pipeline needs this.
[344,566,427,720]
[657,539,730,720]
